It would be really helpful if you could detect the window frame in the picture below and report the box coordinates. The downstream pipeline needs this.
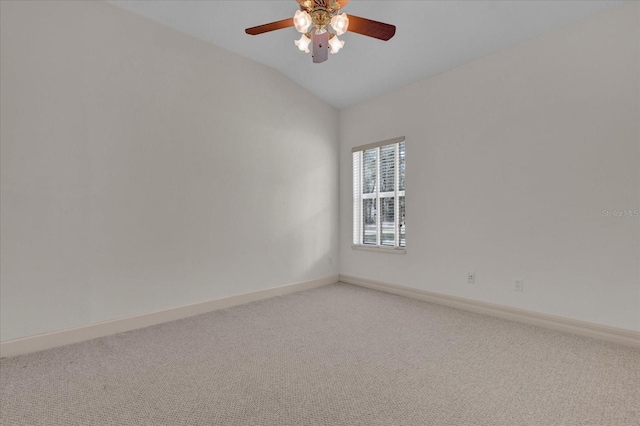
[352,136,406,254]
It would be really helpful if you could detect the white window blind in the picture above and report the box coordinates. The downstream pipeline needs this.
[353,137,405,251]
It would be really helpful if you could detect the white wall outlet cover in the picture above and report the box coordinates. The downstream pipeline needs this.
[467,273,475,283]
[515,280,524,291]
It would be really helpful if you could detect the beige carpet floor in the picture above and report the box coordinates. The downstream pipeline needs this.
[1,283,639,425]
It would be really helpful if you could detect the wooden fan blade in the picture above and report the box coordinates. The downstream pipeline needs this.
[347,14,396,41]
[245,18,294,35]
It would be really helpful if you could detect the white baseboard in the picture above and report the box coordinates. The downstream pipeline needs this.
[0,275,339,358]
[340,274,640,348]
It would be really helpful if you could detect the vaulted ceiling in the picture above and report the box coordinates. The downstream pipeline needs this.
[111,1,625,109]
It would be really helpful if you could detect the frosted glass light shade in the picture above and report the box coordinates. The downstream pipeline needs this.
[330,13,349,36]
[328,36,344,54]
[294,10,312,33]
[294,34,311,53]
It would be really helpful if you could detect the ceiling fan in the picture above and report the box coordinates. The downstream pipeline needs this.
[245,0,396,64]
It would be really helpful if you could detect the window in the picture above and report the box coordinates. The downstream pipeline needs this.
[352,137,405,252]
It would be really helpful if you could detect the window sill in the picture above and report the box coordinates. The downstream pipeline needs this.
[352,245,406,254]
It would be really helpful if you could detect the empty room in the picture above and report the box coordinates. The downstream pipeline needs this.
[1,0,638,425]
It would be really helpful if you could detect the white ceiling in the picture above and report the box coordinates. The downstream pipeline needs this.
[110,0,625,109]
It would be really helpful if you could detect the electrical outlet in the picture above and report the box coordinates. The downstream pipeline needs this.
[467,272,475,284]
[514,280,524,291]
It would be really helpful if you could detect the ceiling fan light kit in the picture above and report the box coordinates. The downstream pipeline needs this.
[245,0,395,64]
[330,13,349,36]
[294,10,313,33]
[295,33,312,53]
[328,34,345,54]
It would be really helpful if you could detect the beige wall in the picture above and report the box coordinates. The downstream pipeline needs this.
[339,2,640,330]
[0,0,339,341]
